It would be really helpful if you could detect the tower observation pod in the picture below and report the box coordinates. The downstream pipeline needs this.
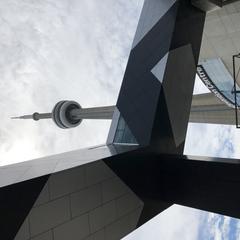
[12,100,115,129]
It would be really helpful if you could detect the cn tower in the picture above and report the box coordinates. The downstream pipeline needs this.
[12,100,115,129]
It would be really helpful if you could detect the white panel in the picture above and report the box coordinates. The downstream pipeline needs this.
[0,144,136,188]
[0,167,27,187]
[204,17,227,37]
[225,3,239,14]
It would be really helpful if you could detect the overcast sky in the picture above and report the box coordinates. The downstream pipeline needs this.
[1,0,240,239]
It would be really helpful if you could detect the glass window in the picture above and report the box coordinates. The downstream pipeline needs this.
[113,116,138,144]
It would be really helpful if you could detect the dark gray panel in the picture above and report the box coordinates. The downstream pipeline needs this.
[132,0,177,49]
[117,2,179,146]
[107,108,121,144]
[170,0,206,63]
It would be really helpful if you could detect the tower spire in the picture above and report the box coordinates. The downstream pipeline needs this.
[12,101,115,129]
[11,113,52,121]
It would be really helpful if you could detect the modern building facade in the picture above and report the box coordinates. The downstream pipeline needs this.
[2,0,240,240]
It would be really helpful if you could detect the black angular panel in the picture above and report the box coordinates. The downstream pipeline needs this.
[116,2,179,146]
[0,175,49,240]
[105,151,240,225]
[116,0,206,151]
[170,0,206,63]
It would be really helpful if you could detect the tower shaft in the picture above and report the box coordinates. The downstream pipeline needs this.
[70,106,115,120]
[189,93,236,125]
[34,113,52,120]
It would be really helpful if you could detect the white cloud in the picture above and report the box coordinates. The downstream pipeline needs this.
[198,213,240,240]
[185,76,240,159]
[0,0,144,165]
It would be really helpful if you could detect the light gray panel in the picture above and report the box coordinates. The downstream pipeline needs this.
[33,183,50,207]
[31,231,53,240]
[116,193,143,218]
[105,207,143,240]
[151,52,169,83]
[102,177,129,203]
[89,201,117,233]
[0,144,137,188]
[85,230,105,240]
[191,93,223,106]
[49,166,86,200]
[163,44,196,147]
[14,218,30,240]
[132,0,176,49]
[29,197,71,236]
[0,166,28,187]
[85,161,115,186]
[105,215,133,240]
[70,184,102,217]
[53,214,90,240]
[190,104,236,124]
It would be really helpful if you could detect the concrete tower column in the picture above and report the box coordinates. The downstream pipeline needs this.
[70,106,115,120]
[190,93,236,125]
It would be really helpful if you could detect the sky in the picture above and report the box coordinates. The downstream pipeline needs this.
[1,0,240,239]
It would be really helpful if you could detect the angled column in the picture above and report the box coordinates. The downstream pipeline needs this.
[105,0,207,226]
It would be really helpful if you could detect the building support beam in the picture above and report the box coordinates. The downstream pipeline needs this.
[104,151,240,226]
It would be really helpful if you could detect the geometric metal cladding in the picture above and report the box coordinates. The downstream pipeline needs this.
[3,0,240,240]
